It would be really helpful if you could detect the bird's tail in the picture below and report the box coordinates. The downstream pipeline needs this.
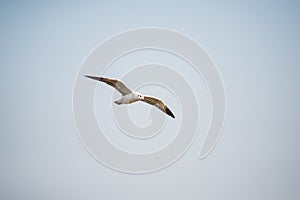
[114,100,122,105]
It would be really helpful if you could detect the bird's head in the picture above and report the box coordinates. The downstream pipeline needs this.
[136,93,144,100]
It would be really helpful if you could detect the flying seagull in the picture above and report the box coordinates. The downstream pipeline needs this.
[85,75,175,118]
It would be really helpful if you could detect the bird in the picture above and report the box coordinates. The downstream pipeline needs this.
[85,75,175,119]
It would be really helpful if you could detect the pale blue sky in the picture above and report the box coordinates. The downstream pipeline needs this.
[1,1,300,200]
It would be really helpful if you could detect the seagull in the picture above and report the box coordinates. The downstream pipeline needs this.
[85,75,175,119]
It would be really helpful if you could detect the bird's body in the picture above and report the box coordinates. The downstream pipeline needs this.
[114,92,140,104]
[85,75,175,118]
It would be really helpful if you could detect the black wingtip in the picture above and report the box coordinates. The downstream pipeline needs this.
[166,107,175,119]
[85,75,101,81]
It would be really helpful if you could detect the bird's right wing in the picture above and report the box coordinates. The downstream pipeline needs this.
[85,75,132,95]
[141,95,175,118]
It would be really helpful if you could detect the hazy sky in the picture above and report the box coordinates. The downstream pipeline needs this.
[1,1,300,200]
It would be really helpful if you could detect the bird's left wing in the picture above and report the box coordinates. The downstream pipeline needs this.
[141,95,175,118]
[85,75,132,95]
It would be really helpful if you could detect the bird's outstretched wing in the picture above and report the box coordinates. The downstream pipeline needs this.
[141,95,175,118]
[85,75,132,95]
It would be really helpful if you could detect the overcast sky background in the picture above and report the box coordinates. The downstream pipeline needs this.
[1,1,300,200]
